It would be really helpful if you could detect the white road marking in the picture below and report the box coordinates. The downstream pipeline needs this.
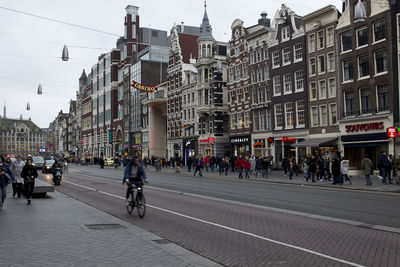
[65,172,400,234]
[63,180,96,191]
[64,179,365,267]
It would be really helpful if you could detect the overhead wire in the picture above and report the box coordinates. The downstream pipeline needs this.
[0,6,120,37]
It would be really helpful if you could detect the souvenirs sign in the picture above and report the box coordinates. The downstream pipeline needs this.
[131,81,155,92]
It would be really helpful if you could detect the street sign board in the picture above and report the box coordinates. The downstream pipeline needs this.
[100,147,104,151]
[39,148,46,152]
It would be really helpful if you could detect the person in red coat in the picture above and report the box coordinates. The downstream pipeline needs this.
[243,156,251,178]
[235,156,244,179]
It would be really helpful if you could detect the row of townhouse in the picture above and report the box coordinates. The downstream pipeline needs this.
[222,0,400,173]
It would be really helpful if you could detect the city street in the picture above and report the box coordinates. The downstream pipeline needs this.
[42,165,400,266]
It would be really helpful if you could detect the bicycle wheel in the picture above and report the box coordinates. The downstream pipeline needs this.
[136,192,146,218]
[126,189,134,214]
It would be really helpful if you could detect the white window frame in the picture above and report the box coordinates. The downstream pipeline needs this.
[274,104,283,130]
[281,26,290,42]
[283,73,292,95]
[342,59,354,82]
[310,82,317,101]
[326,27,334,47]
[293,43,303,62]
[373,20,386,43]
[296,100,305,128]
[329,103,337,125]
[311,106,319,127]
[356,27,368,49]
[319,105,328,126]
[282,47,291,65]
[309,58,316,76]
[318,55,326,74]
[294,71,304,92]
[374,50,388,76]
[272,51,280,68]
[358,55,370,79]
[284,102,294,129]
[308,33,315,53]
[327,52,335,72]
[273,76,281,96]
[319,80,327,100]
[328,78,336,98]
[317,30,324,50]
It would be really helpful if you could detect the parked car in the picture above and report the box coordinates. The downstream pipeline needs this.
[42,160,55,173]
[33,156,45,170]
[105,158,114,166]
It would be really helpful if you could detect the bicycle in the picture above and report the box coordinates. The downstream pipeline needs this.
[125,179,146,218]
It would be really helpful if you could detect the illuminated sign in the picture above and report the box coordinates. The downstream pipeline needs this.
[282,136,297,142]
[199,137,215,144]
[231,137,249,143]
[387,127,397,138]
[345,122,384,133]
[131,81,155,92]
[253,142,265,147]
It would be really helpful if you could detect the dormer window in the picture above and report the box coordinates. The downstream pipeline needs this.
[281,26,290,42]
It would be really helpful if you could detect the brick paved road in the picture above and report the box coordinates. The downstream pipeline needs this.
[0,190,220,267]
[53,170,400,267]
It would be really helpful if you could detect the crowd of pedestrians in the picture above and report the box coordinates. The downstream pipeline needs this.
[0,155,38,209]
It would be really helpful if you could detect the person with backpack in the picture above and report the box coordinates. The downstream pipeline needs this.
[123,156,148,206]
[21,158,38,205]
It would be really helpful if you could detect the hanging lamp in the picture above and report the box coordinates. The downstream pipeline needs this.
[37,83,42,95]
[62,44,69,61]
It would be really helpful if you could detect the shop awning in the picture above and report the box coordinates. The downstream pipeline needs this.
[292,137,338,148]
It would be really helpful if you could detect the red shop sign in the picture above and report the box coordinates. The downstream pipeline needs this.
[345,122,384,133]
[282,136,296,142]
[387,127,397,138]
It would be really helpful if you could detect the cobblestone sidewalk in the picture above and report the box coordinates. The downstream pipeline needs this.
[0,191,220,267]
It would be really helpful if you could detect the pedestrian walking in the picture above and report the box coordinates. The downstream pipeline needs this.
[388,154,395,184]
[0,156,13,209]
[210,156,216,173]
[307,155,317,182]
[249,156,256,175]
[11,155,25,198]
[243,156,251,178]
[361,154,373,186]
[236,156,244,179]
[204,156,210,172]
[340,157,351,185]
[288,159,294,180]
[282,156,289,176]
[332,156,342,185]
[21,158,38,205]
[302,159,309,181]
[378,151,390,184]
[193,156,203,177]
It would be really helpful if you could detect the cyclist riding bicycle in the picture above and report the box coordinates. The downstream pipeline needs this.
[123,156,148,206]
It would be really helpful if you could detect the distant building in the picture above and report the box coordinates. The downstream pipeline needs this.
[0,117,46,157]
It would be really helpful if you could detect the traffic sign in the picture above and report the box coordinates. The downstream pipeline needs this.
[82,138,87,144]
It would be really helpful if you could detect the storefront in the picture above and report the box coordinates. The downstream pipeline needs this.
[339,118,394,173]
[199,137,214,156]
[230,136,251,157]
[294,136,339,158]
[251,133,273,158]
[272,135,307,168]
[183,138,198,166]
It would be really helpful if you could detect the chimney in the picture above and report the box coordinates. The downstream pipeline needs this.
[258,12,271,27]
[181,22,185,33]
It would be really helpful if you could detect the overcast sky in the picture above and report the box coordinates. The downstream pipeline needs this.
[0,0,342,128]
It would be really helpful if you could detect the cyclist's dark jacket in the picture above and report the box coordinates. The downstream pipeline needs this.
[123,160,147,182]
